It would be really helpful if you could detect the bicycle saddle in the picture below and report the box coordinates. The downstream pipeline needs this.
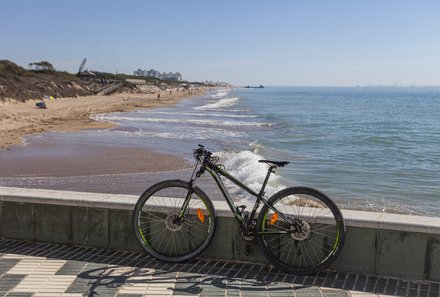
[258,160,290,167]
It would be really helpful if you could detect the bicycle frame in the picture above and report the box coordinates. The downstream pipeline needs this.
[178,160,295,235]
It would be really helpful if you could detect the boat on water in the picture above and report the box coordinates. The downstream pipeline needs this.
[244,85,264,89]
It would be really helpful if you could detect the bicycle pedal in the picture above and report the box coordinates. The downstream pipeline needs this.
[240,231,255,242]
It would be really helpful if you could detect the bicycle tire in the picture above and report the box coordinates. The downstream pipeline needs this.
[257,186,345,275]
[133,179,216,262]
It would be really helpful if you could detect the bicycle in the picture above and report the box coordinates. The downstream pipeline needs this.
[133,145,346,275]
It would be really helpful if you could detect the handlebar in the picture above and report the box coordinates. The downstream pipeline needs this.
[193,144,219,165]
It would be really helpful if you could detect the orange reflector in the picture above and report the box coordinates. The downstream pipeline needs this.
[270,212,278,225]
[197,208,205,223]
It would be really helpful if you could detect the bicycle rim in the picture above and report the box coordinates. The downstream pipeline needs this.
[258,187,345,274]
[134,180,215,262]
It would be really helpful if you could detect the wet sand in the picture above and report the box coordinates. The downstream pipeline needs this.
[0,135,219,196]
[0,88,212,194]
[0,137,189,178]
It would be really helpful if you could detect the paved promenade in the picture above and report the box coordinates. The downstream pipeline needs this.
[0,239,438,297]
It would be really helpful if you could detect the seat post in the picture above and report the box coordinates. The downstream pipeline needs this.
[259,165,276,196]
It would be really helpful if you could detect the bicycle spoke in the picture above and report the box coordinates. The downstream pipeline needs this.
[312,224,336,232]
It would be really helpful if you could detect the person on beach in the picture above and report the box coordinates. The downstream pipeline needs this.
[157,93,160,101]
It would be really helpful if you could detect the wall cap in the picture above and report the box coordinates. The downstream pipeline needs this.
[1,186,439,234]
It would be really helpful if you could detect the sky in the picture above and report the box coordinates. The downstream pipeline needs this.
[1,0,440,86]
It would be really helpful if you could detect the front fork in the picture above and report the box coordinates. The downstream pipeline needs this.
[175,164,205,223]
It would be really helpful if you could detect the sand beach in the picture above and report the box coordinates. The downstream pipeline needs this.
[0,88,208,149]
[0,88,213,191]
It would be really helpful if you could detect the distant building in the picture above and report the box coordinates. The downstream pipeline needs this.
[134,68,183,81]
[78,70,96,81]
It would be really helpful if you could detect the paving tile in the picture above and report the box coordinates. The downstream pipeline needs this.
[311,272,326,287]
[267,287,294,296]
[290,275,304,286]
[302,275,315,286]
[396,280,408,296]
[119,288,147,294]
[0,259,20,275]
[342,274,357,290]
[0,254,27,260]
[333,273,347,289]
[374,278,387,294]
[7,259,66,275]
[11,274,76,294]
[92,286,120,296]
[321,289,351,297]
[226,289,241,296]
[354,275,368,291]
[430,283,440,297]
[408,288,419,296]
[420,289,430,297]
[241,292,268,297]
[429,288,440,297]
[173,281,201,295]
[56,260,88,275]
[348,292,376,297]
[296,287,323,297]
[0,274,27,293]
[282,274,296,284]
[65,277,92,293]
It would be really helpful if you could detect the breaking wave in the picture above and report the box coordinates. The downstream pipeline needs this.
[93,115,272,127]
[215,145,284,200]
[108,128,248,140]
[194,97,239,110]
[210,89,231,98]
[145,111,258,118]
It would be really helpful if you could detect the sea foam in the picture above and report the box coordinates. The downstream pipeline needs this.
[145,111,258,118]
[93,115,271,127]
[211,91,229,98]
[110,128,247,140]
[194,97,239,110]
[215,147,284,201]
[210,89,231,98]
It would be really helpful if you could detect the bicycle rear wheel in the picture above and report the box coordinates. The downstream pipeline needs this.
[133,180,216,262]
[257,186,345,275]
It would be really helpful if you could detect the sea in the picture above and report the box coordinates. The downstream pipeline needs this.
[3,87,440,216]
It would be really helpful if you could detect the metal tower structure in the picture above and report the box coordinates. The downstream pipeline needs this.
[77,58,87,75]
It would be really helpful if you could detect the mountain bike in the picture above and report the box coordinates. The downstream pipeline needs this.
[133,145,346,275]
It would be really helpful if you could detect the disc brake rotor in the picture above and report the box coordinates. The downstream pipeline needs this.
[164,214,184,231]
[291,220,311,241]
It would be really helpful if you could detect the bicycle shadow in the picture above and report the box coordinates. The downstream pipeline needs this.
[76,264,310,297]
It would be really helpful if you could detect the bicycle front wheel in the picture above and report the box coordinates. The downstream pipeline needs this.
[133,180,216,262]
[257,187,345,275]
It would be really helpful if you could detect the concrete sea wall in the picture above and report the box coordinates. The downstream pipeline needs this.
[0,187,439,281]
